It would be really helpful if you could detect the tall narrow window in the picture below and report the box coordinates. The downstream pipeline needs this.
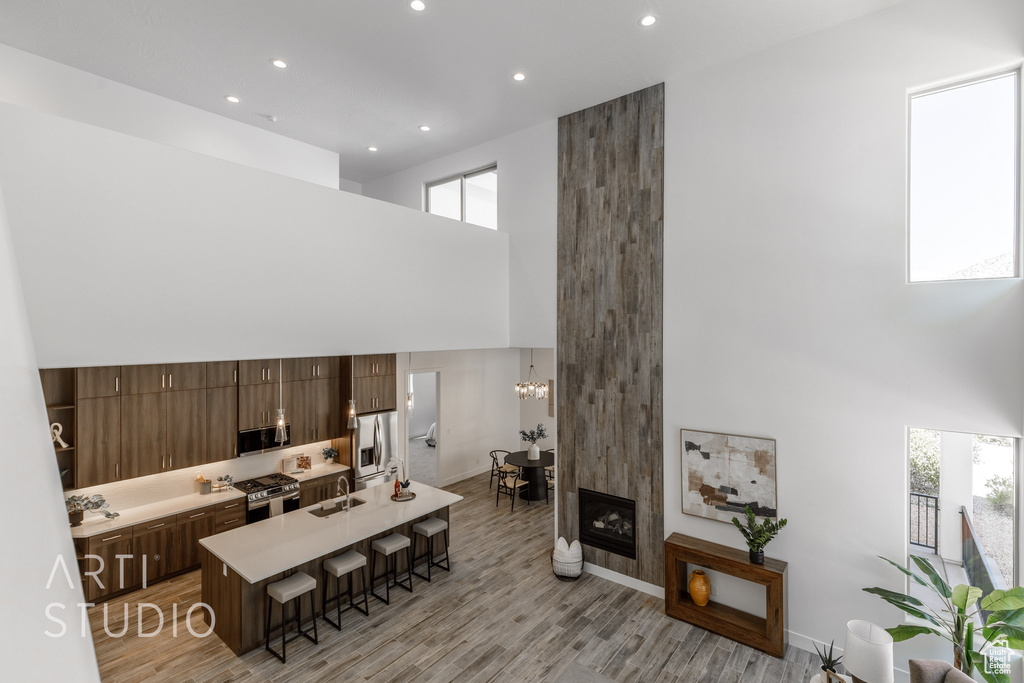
[908,71,1020,282]
[425,165,498,229]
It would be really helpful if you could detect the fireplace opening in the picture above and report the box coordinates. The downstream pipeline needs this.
[578,488,637,559]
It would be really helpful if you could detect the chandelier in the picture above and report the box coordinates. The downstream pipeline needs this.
[516,349,548,400]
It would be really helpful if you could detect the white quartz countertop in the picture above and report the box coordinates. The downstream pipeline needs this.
[200,481,462,584]
[69,463,350,539]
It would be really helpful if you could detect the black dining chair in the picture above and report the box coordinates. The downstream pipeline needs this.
[489,449,518,489]
[495,467,528,511]
[543,449,555,503]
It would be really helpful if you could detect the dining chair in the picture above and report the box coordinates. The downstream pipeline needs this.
[489,449,517,489]
[543,449,555,502]
[495,468,528,511]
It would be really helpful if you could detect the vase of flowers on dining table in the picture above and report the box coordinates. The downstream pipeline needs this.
[520,423,548,460]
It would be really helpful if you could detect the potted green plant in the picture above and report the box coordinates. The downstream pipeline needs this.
[731,505,787,564]
[864,555,1024,683]
[322,446,339,462]
[813,639,843,682]
[65,494,119,527]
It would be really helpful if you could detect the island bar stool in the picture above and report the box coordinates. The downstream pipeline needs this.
[411,516,450,582]
[265,571,319,664]
[322,550,370,630]
[369,532,413,604]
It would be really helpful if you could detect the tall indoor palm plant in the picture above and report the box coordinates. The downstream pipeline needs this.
[864,555,1024,683]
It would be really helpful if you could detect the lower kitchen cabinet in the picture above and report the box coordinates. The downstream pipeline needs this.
[300,476,342,507]
[133,515,178,586]
[177,507,216,569]
[83,530,134,602]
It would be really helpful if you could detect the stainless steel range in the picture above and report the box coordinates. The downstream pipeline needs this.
[232,473,301,523]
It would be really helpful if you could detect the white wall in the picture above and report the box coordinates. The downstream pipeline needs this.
[409,372,438,438]
[0,104,510,367]
[0,182,100,680]
[363,122,557,349]
[0,43,341,189]
[396,349,521,486]
[662,0,1023,673]
[518,348,556,450]
[939,432,974,562]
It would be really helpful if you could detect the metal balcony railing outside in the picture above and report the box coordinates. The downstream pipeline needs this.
[909,492,939,552]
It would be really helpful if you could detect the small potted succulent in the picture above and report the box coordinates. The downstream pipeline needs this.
[731,504,787,564]
[322,446,339,462]
[65,494,120,527]
[520,423,548,460]
[814,640,843,682]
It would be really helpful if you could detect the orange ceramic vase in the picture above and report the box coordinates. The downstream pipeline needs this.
[688,570,711,607]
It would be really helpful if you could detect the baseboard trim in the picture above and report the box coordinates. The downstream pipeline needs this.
[440,464,491,487]
[582,562,665,598]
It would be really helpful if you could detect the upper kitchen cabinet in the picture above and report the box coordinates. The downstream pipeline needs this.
[282,356,345,381]
[206,361,238,388]
[238,359,279,385]
[353,375,396,414]
[207,386,238,461]
[121,362,206,394]
[353,354,395,378]
[77,396,122,487]
[77,366,121,399]
[121,389,207,475]
[238,383,277,430]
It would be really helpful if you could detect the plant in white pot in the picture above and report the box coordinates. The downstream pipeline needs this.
[520,424,548,460]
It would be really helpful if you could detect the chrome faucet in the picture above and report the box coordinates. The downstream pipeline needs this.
[337,476,350,511]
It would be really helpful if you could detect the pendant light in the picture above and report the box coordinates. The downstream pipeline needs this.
[516,349,548,400]
[274,358,288,443]
[347,357,358,429]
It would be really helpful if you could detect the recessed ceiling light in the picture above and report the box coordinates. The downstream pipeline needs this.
[225,95,240,103]
[271,59,287,69]
[410,0,425,10]
[639,14,657,27]
[513,73,526,82]
[418,125,431,132]
[368,146,378,152]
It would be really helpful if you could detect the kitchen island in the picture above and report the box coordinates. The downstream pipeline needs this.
[199,480,462,655]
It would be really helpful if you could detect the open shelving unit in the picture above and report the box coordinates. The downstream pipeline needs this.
[39,367,77,491]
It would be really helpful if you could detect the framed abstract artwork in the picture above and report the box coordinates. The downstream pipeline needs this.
[680,428,778,523]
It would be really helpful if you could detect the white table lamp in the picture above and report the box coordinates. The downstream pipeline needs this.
[844,620,894,683]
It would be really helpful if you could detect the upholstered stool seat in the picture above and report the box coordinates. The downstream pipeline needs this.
[412,517,450,582]
[265,571,318,663]
[322,550,369,628]
[369,533,413,604]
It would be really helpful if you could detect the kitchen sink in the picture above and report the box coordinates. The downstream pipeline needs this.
[308,498,366,517]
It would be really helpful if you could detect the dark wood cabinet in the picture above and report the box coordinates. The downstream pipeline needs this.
[214,500,245,533]
[238,384,277,430]
[167,389,207,470]
[206,361,238,388]
[238,359,279,385]
[165,363,206,391]
[283,380,315,446]
[176,507,216,570]
[40,368,77,490]
[77,366,121,399]
[77,396,122,487]
[122,362,206,394]
[83,531,133,602]
[353,374,396,414]
[207,386,237,461]
[133,516,178,586]
[299,476,338,507]
[282,356,344,381]
[120,393,166,479]
[314,377,344,440]
[320,356,344,379]
[353,354,394,378]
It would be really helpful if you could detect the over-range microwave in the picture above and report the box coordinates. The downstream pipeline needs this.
[237,424,291,457]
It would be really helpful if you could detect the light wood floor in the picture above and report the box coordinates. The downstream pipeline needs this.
[89,473,818,683]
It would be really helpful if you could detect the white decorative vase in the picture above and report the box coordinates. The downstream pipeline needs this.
[528,443,540,460]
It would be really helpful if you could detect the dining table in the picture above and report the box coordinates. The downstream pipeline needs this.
[503,450,554,502]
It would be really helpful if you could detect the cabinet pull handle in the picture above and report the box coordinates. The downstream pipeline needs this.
[234,369,237,383]
[223,503,239,509]
[223,520,236,526]
[189,512,205,518]
[169,374,173,388]
[162,374,166,388]
[162,455,166,469]
[115,462,119,478]
[115,377,119,393]
[169,454,173,468]
[147,523,165,530]
[100,534,122,542]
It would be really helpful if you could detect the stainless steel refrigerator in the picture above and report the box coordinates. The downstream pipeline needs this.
[352,411,398,490]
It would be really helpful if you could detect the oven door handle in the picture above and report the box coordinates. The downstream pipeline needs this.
[249,498,269,510]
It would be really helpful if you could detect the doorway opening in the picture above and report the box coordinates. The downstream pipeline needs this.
[407,371,439,486]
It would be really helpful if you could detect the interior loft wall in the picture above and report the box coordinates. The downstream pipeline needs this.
[0,43,340,189]
[518,348,556,451]
[661,0,1023,668]
[363,121,557,349]
[0,104,510,368]
[0,180,100,680]
[557,84,666,586]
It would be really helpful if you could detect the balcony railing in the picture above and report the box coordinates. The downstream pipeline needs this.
[961,506,1006,621]
[909,492,939,552]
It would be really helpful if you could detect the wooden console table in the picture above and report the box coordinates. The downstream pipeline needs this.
[664,533,787,657]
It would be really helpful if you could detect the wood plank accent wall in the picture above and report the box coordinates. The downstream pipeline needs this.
[556,83,665,587]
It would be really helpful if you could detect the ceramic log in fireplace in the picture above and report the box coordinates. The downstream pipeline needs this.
[578,488,637,559]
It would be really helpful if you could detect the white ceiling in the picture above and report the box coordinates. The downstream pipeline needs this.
[0,0,907,183]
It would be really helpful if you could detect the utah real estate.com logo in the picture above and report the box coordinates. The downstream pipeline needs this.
[44,554,215,638]
[985,636,1013,677]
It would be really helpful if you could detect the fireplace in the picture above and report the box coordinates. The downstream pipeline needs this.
[578,488,637,559]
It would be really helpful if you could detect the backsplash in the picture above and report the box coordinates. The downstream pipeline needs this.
[65,441,337,512]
